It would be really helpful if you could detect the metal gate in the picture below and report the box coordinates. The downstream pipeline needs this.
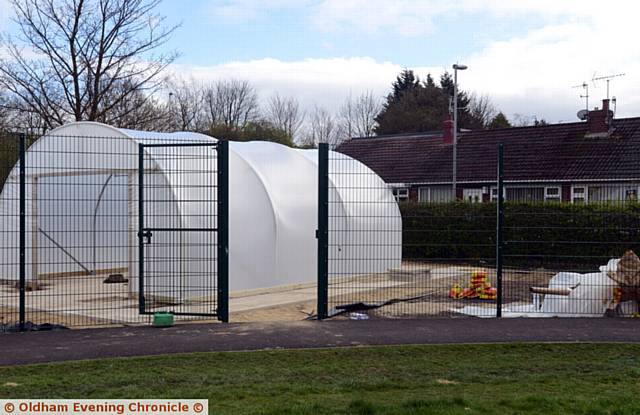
[137,141,228,322]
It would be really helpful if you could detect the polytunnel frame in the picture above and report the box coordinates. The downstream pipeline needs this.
[28,163,138,281]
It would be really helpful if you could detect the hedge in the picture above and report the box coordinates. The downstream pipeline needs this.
[399,201,640,270]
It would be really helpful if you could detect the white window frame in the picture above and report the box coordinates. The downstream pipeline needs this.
[490,186,506,202]
[544,186,561,201]
[571,185,587,203]
[392,187,409,202]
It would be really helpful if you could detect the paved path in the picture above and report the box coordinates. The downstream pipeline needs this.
[1,318,639,366]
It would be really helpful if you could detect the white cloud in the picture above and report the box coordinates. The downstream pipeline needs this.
[182,1,640,124]
[461,4,640,121]
[207,0,309,24]
[309,0,637,38]
[205,0,636,39]
[310,0,440,36]
[168,57,425,111]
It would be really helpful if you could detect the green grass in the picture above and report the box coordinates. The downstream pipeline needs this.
[1,343,640,414]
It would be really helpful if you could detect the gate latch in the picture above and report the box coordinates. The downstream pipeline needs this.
[139,230,153,244]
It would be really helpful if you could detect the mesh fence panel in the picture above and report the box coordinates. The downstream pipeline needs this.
[140,142,219,317]
[502,151,640,317]
[0,133,21,330]
[0,132,222,330]
[325,141,640,319]
[325,147,498,318]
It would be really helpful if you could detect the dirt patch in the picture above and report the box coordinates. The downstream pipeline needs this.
[437,379,459,385]
[1,305,127,329]
[326,265,557,319]
[232,300,316,322]
[0,263,563,328]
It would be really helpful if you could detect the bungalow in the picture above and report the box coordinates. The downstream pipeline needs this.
[336,99,640,204]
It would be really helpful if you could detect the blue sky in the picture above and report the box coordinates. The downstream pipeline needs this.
[1,0,639,124]
[158,1,537,68]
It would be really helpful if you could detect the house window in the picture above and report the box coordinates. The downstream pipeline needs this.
[571,186,586,204]
[588,185,639,203]
[463,188,483,203]
[418,187,429,202]
[544,187,561,202]
[490,187,505,202]
[588,186,606,202]
[418,186,454,203]
[626,188,638,201]
[392,187,409,202]
[431,186,454,202]
[506,187,544,202]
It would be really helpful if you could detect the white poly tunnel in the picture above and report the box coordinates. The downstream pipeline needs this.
[0,122,401,300]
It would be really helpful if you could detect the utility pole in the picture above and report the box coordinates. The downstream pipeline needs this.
[452,63,467,198]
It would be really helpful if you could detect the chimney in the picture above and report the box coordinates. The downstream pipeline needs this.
[443,114,454,144]
[586,99,613,137]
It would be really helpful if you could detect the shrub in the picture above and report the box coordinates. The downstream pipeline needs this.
[399,201,640,270]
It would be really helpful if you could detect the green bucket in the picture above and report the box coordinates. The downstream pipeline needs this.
[152,312,174,327]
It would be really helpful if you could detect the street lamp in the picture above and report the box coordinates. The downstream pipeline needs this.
[452,63,467,199]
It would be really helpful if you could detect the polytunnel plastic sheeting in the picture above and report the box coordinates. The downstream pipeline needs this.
[0,122,402,300]
[0,123,200,299]
[228,141,319,289]
[296,150,403,276]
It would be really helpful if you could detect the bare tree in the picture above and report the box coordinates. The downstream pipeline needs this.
[204,79,258,131]
[0,92,10,131]
[468,93,497,129]
[303,105,340,148]
[266,93,304,141]
[99,82,169,130]
[165,78,206,131]
[338,91,381,140]
[0,0,177,129]
[0,91,47,133]
[512,113,544,127]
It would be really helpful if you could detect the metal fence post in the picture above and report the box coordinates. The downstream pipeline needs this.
[18,133,26,331]
[317,143,329,320]
[137,144,145,314]
[217,140,229,323]
[496,143,504,318]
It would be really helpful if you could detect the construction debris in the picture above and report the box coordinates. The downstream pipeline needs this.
[449,271,496,300]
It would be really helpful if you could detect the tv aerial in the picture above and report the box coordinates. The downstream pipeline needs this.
[592,72,625,100]
[572,81,589,113]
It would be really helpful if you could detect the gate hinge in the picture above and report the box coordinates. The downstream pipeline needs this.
[138,230,153,244]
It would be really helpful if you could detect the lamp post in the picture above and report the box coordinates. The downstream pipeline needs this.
[452,63,467,199]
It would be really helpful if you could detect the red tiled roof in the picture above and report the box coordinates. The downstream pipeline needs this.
[336,117,640,184]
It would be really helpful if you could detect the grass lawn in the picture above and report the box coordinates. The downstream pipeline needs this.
[1,343,640,414]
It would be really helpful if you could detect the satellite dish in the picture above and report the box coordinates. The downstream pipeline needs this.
[577,109,588,120]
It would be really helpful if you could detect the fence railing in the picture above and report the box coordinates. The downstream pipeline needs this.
[0,131,228,331]
[317,142,640,319]
[2,131,638,330]
[318,143,499,318]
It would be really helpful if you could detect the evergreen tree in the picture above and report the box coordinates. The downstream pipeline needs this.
[374,69,493,135]
[392,69,421,100]
[488,112,512,129]
[439,72,454,97]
